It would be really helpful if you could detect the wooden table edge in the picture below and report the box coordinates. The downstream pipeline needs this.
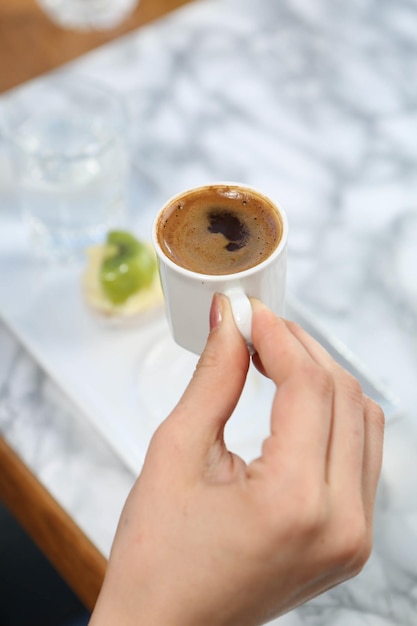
[0,435,107,612]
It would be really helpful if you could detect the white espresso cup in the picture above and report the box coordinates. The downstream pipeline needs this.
[152,183,288,354]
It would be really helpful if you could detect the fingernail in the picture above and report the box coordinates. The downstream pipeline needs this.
[209,293,223,331]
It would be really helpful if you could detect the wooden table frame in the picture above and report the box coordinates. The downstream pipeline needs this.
[0,0,194,94]
[0,436,106,611]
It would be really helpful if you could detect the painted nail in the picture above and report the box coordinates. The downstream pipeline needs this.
[209,293,223,331]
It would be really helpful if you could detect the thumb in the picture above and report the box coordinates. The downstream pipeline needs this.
[165,293,250,455]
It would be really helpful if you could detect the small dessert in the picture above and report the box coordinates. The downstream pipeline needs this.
[83,230,163,322]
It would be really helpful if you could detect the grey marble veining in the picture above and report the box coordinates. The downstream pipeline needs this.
[1,0,417,624]
[74,0,417,406]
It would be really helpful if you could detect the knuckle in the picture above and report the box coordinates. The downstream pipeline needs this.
[257,315,286,350]
[366,397,386,433]
[194,332,248,381]
[299,489,329,536]
[331,510,372,574]
[285,320,304,337]
[148,420,173,455]
[268,482,328,540]
[195,345,220,373]
[338,370,364,406]
[346,525,372,574]
[149,417,184,459]
[303,363,334,399]
[341,517,368,560]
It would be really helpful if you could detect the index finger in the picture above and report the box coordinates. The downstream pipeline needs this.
[251,300,334,475]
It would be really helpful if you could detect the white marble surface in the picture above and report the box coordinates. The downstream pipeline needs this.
[1,0,417,623]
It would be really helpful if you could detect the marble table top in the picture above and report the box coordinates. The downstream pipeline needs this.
[1,0,417,624]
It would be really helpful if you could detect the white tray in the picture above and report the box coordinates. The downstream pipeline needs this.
[0,190,399,475]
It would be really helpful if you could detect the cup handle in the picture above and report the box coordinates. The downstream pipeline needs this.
[224,288,255,355]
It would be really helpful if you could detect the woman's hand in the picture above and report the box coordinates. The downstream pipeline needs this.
[90,295,384,626]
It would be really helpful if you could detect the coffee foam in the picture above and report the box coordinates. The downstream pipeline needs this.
[157,185,283,275]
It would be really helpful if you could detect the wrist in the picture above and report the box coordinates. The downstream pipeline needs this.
[89,569,191,626]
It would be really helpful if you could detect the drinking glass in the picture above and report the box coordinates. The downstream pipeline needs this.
[1,76,129,261]
[36,0,139,31]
